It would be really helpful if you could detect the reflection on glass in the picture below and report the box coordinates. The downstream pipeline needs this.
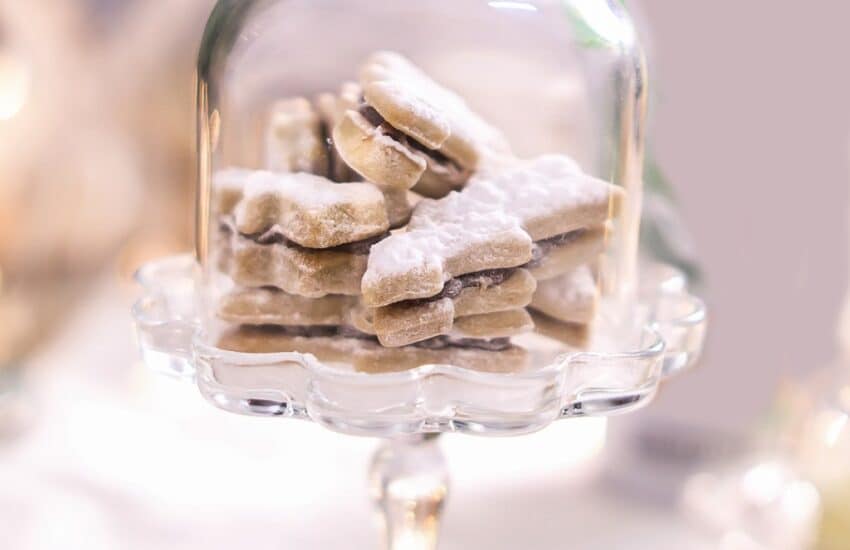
[0,51,29,121]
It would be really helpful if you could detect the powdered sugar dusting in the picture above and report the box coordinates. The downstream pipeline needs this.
[238,171,384,211]
[361,51,509,157]
[468,154,609,238]
[218,169,389,248]
[364,155,613,301]
[371,80,450,139]
[364,190,528,284]
[216,169,386,212]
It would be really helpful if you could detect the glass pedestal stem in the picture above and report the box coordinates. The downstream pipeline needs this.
[370,434,449,550]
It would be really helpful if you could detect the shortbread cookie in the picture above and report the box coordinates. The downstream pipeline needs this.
[216,325,530,374]
[336,104,473,197]
[372,304,532,348]
[526,225,606,281]
[226,170,388,248]
[333,109,427,190]
[452,268,537,317]
[218,287,357,327]
[316,92,416,224]
[316,82,361,182]
[371,268,536,347]
[359,51,509,169]
[529,310,591,348]
[362,155,620,307]
[373,298,454,348]
[452,309,534,340]
[224,230,374,297]
[474,155,619,242]
[530,265,598,325]
[333,52,509,192]
[361,198,531,308]
[265,98,329,175]
[215,168,412,231]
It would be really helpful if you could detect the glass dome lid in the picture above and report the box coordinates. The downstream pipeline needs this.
[189,0,655,374]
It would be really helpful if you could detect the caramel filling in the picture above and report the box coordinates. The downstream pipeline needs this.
[220,218,387,255]
[412,335,512,352]
[525,229,588,269]
[358,103,468,185]
[401,268,517,308]
[230,324,512,352]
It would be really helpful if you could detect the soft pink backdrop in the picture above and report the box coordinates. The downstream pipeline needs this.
[640,1,850,432]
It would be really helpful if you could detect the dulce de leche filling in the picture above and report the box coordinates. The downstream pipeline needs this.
[400,268,516,308]
[221,218,387,255]
[358,103,468,183]
[231,324,513,351]
[525,228,589,268]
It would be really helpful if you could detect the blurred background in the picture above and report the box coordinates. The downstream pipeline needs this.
[1,0,849,548]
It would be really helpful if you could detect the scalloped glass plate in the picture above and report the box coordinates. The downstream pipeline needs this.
[132,255,705,437]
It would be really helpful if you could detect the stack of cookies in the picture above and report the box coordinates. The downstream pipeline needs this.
[212,51,623,369]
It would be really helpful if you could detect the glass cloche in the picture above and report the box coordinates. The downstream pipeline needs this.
[193,0,651,369]
[134,0,706,427]
[133,3,706,547]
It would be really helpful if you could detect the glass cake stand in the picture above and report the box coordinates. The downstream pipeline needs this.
[132,255,706,549]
